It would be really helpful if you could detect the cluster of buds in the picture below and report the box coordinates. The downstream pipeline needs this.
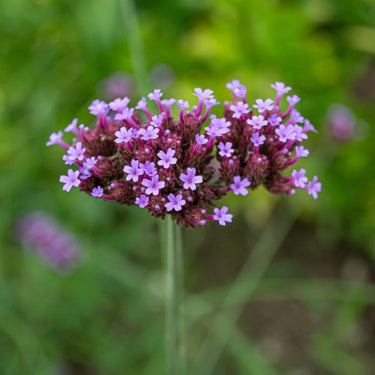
[47,80,321,228]
[16,212,80,271]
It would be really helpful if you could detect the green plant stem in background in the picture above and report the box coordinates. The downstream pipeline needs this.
[194,145,337,375]
[164,216,185,374]
[119,0,148,92]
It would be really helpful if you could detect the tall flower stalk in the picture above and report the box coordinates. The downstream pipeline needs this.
[164,216,184,374]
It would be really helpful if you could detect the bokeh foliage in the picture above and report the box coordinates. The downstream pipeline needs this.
[1,0,374,374]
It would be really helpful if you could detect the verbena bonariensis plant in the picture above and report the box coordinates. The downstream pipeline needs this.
[16,212,80,271]
[47,80,321,228]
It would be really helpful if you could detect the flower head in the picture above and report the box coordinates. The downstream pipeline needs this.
[48,81,320,227]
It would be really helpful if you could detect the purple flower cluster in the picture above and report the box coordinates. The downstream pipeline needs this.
[16,212,80,271]
[47,80,321,228]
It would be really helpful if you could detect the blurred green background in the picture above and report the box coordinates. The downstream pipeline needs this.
[1,0,375,374]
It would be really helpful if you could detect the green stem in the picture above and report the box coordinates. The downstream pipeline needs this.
[164,216,184,374]
[119,0,149,91]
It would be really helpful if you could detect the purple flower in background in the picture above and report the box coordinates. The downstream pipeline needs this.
[326,105,356,141]
[231,176,251,196]
[140,161,157,177]
[16,212,80,271]
[180,168,203,191]
[165,194,186,212]
[213,206,233,226]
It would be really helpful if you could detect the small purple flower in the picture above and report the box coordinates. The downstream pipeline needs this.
[287,95,301,106]
[139,126,159,140]
[289,110,304,124]
[91,186,104,198]
[218,142,234,157]
[161,98,176,109]
[251,132,266,147]
[151,113,165,128]
[115,127,132,144]
[114,107,134,121]
[135,194,149,208]
[180,168,203,190]
[292,168,308,188]
[271,82,291,95]
[230,102,250,119]
[67,142,86,161]
[59,169,80,192]
[148,89,163,101]
[46,131,64,147]
[136,97,147,109]
[177,99,189,111]
[268,113,282,127]
[165,193,186,212]
[140,161,157,176]
[142,175,165,195]
[16,212,80,271]
[275,124,295,142]
[109,97,130,112]
[253,98,274,113]
[206,116,231,137]
[226,79,242,91]
[293,125,308,142]
[213,206,233,226]
[193,88,214,102]
[307,176,321,199]
[233,85,247,99]
[303,119,318,134]
[123,159,144,182]
[295,145,309,158]
[247,115,268,130]
[231,176,251,196]
[65,118,78,133]
[157,148,177,168]
[88,99,109,116]
[195,134,208,145]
